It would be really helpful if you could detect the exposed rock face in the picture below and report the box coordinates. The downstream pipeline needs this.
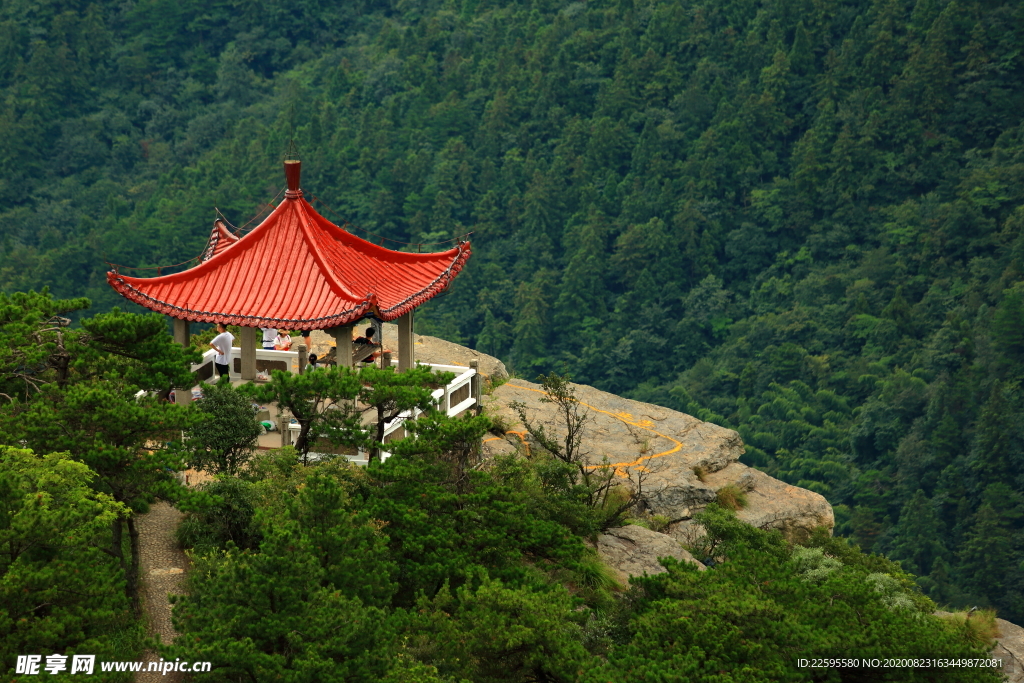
[995,618,1024,683]
[702,463,834,543]
[483,379,834,543]
[596,524,705,587]
[308,325,508,380]
[935,613,1024,682]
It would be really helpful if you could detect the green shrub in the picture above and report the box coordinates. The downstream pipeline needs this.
[184,378,262,475]
[715,484,748,511]
[176,477,261,552]
[938,609,1001,648]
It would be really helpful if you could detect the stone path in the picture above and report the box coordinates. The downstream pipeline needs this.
[135,501,188,683]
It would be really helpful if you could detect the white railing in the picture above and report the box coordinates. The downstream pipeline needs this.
[191,348,300,381]
[426,363,478,418]
[286,360,479,466]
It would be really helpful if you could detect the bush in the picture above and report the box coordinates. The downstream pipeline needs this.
[176,477,261,553]
[938,609,1001,648]
[628,511,674,534]
[715,484,748,511]
[559,550,622,608]
[184,378,262,475]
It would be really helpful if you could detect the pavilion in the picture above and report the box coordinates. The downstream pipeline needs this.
[107,159,471,390]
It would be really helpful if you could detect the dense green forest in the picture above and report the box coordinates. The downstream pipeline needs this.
[2,0,1024,631]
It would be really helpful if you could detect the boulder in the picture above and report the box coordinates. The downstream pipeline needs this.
[702,463,835,543]
[596,524,705,587]
[995,617,1024,683]
[483,379,834,542]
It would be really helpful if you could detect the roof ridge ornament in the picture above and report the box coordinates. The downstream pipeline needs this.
[284,159,302,198]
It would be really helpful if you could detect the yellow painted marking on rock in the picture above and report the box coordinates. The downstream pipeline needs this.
[505,381,687,476]
[483,430,530,456]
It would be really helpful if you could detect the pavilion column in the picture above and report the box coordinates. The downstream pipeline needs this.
[170,317,191,405]
[397,311,415,372]
[327,324,354,369]
[240,326,257,381]
[470,359,481,415]
[172,317,190,346]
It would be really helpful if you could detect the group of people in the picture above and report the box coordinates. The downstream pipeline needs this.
[207,322,383,378]
[261,327,296,351]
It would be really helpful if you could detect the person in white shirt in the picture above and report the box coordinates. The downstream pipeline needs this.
[274,329,293,351]
[261,327,277,350]
[209,323,234,377]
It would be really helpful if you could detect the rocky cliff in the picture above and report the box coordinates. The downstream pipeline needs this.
[994,617,1024,683]
[482,379,834,543]
[310,327,834,581]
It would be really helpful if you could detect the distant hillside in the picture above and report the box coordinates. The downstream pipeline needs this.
[2,0,1024,621]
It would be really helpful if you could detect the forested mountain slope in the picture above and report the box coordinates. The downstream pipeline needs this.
[2,0,1024,620]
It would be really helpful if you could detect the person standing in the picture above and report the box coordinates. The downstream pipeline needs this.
[261,327,277,351]
[210,323,234,378]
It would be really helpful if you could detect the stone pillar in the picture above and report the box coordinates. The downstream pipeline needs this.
[170,317,192,405]
[397,311,415,372]
[382,351,392,369]
[297,343,308,374]
[470,359,481,414]
[240,326,257,380]
[280,412,290,449]
[327,324,354,369]
[172,317,190,345]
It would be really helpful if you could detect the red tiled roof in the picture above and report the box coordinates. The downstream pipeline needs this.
[199,219,239,262]
[107,179,470,330]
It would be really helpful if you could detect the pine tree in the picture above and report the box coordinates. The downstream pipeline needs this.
[184,379,263,475]
[882,285,915,336]
[166,521,396,681]
[957,504,1014,606]
[475,308,513,359]
[0,448,130,665]
[967,382,1023,488]
[555,209,609,337]
[884,489,947,576]
[239,366,364,459]
[3,381,191,614]
[992,285,1024,363]
[511,271,555,372]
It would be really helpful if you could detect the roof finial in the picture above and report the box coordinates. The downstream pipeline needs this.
[284,158,301,193]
